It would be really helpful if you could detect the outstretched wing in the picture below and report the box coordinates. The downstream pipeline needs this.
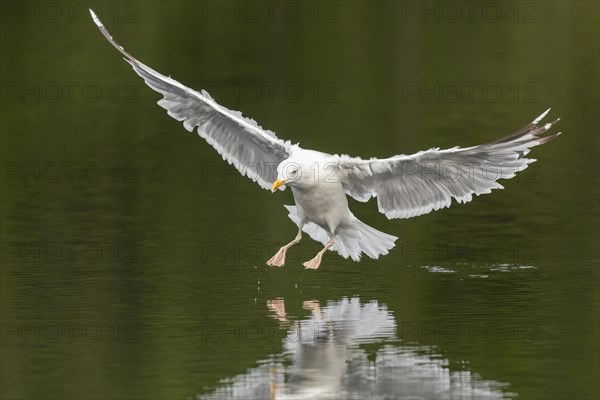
[90,10,295,190]
[335,109,561,219]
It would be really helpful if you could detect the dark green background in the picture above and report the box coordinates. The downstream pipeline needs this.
[1,1,598,399]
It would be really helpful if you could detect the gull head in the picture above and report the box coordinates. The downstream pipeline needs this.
[271,152,338,193]
[271,158,304,192]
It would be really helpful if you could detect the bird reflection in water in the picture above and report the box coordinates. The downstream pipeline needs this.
[200,298,513,399]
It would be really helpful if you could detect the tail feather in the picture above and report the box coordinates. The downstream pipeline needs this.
[285,205,397,262]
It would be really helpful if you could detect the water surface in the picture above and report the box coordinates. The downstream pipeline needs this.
[1,2,598,399]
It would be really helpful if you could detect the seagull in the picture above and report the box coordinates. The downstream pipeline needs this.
[90,10,561,270]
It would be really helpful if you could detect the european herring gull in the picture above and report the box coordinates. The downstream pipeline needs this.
[90,10,561,270]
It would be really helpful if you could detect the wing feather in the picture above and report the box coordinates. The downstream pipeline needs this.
[336,110,561,219]
[90,10,295,189]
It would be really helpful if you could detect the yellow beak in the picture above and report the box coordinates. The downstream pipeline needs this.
[271,178,286,193]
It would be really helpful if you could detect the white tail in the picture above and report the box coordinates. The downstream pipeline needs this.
[285,205,398,262]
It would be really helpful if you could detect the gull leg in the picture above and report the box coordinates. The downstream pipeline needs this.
[267,227,303,267]
[269,367,278,400]
[303,238,334,270]
[303,300,323,319]
[267,298,292,329]
[266,298,289,326]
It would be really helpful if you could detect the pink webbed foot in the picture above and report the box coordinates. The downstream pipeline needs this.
[303,253,323,270]
[267,247,287,267]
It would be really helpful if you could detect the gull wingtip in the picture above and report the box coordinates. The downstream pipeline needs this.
[89,9,102,27]
[532,107,551,124]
